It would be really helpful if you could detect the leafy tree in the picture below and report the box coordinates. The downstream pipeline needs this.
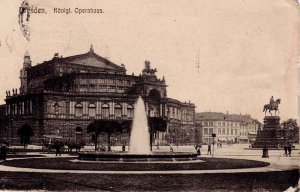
[87,120,132,151]
[148,117,167,151]
[120,120,132,134]
[17,124,34,149]
[281,119,299,143]
[87,118,166,152]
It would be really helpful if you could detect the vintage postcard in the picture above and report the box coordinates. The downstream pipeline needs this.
[0,0,299,191]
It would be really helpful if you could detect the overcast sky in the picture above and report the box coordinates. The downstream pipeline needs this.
[0,0,299,122]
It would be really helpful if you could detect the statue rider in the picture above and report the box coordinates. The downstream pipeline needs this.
[270,96,274,108]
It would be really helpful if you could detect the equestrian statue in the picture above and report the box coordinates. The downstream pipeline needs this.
[263,96,281,116]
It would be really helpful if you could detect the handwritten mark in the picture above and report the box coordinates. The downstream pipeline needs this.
[18,0,30,41]
[6,35,12,52]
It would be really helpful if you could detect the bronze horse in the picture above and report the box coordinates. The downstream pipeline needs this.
[263,98,281,116]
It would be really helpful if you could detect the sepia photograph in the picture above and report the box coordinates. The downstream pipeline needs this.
[0,0,299,191]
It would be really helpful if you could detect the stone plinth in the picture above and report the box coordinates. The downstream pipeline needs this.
[252,116,285,148]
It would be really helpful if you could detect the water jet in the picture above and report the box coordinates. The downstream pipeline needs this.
[78,96,198,162]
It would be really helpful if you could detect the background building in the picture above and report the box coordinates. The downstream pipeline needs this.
[0,104,7,142]
[3,46,196,145]
[195,112,261,144]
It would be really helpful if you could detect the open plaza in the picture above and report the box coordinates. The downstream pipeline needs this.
[0,143,299,191]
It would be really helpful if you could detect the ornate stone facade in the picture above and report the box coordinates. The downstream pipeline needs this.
[4,46,196,145]
[195,112,261,144]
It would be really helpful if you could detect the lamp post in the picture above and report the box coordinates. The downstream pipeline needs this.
[283,128,285,148]
[262,121,269,158]
[212,133,216,158]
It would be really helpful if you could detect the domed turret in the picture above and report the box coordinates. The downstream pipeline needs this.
[23,50,32,68]
[20,51,32,93]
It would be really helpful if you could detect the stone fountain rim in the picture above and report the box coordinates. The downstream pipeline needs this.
[78,151,199,161]
[78,151,197,156]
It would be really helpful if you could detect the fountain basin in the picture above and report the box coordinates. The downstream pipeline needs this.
[78,151,199,162]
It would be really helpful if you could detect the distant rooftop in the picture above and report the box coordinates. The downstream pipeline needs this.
[195,112,259,123]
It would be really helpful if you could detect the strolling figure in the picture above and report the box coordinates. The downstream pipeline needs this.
[284,145,288,156]
[170,144,173,152]
[55,141,61,156]
[0,145,2,160]
[197,148,201,156]
[0,144,8,160]
[207,144,211,155]
[287,143,292,157]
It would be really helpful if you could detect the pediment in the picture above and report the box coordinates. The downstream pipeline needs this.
[63,52,125,72]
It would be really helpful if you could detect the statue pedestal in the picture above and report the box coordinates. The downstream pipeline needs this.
[252,116,285,149]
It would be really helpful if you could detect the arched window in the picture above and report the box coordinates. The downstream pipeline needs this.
[127,104,134,118]
[88,103,96,117]
[17,124,34,146]
[114,104,122,118]
[75,103,83,117]
[102,103,110,118]
[75,127,82,133]
[148,89,161,102]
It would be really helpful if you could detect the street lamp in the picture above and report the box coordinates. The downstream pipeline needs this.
[262,132,269,158]
[212,133,216,158]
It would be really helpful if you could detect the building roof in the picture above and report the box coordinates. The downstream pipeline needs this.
[195,112,259,123]
[34,46,126,73]
[61,50,126,72]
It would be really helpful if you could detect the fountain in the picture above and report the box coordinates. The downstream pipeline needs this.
[129,96,151,154]
[78,96,198,162]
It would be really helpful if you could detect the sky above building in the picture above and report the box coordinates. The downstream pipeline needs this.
[0,0,299,122]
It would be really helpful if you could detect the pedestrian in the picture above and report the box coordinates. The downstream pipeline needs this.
[284,144,288,156]
[197,148,201,156]
[0,144,8,161]
[55,141,61,156]
[122,144,126,152]
[0,147,2,160]
[287,143,292,157]
[170,144,173,152]
[207,144,211,155]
